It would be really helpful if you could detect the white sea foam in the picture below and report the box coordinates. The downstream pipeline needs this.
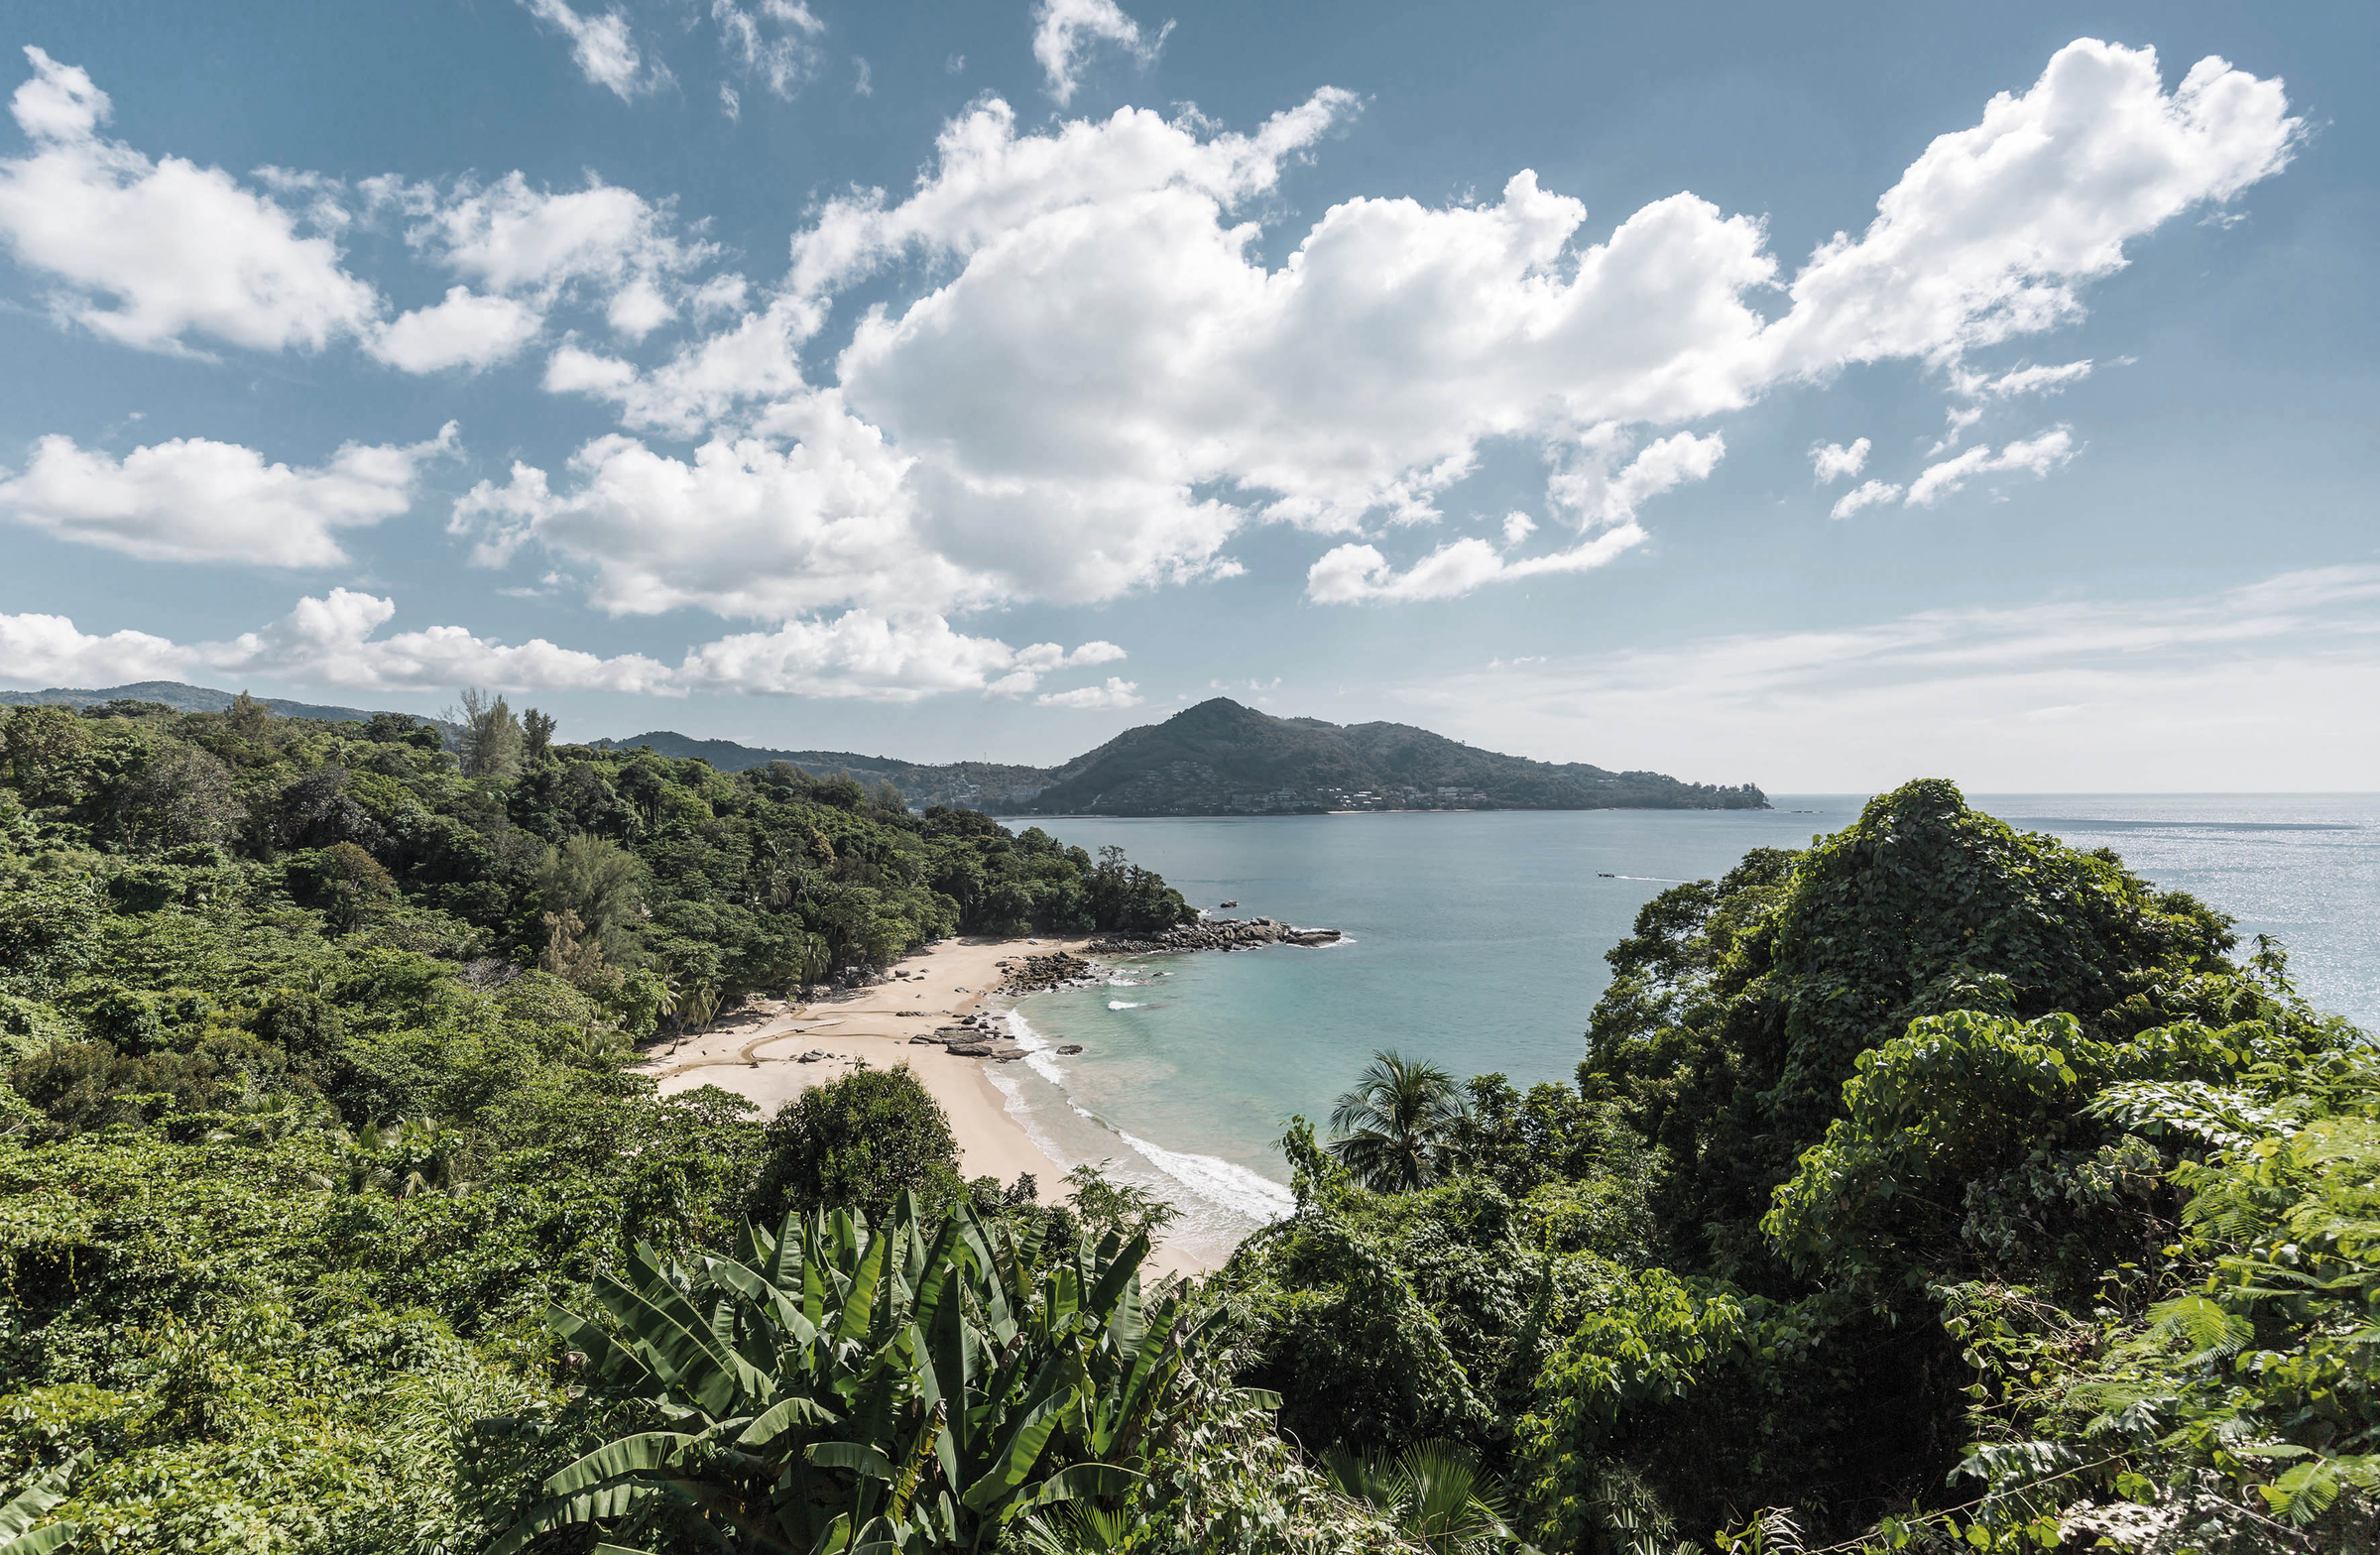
[996,986,1291,1241]
[1117,1129,1296,1226]
[982,1064,1074,1166]
[1001,1008,1067,1086]
[1106,976,1142,988]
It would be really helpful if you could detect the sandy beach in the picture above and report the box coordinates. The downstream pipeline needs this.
[641,936,1221,1274]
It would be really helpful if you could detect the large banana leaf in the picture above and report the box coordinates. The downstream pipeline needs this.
[489,1195,1181,1555]
[0,1454,82,1542]
[0,1452,83,1555]
[540,1433,692,1496]
[1,1531,81,1555]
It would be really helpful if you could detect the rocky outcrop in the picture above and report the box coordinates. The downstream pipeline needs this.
[943,1040,1029,1060]
[910,1017,1033,1062]
[1087,916,1340,954]
[996,952,1098,993]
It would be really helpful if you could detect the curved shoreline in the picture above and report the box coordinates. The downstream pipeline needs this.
[640,935,1223,1274]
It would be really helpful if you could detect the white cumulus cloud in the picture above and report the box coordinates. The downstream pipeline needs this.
[0,588,674,694]
[0,47,380,356]
[449,407,953,618]
[1962,360,2097,398]
[369,288,542,372]
[714,0,826,100]
[677,613,1128,701]
[213,588,676,691]
[1546,431,1726,529]
[547,39,2265,615]
[541,294,815,436]
[369,169,717,341]
[1037,675,1142,709]
[1306,524,1649,605]
[0,423,458,566]
[1811,438,1870,482]
[1031,0,1169,105]
[0,591,1121,702]
[675,612,1026,701]
[378,40,2294,625]
[0,610,184,687]
[1767,42,2297,372]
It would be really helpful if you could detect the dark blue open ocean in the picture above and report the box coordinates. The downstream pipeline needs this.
[981,795,2378,1260]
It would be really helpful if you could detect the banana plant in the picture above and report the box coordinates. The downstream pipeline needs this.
[484,1192,1207,1554]
[0,1452,84,1555]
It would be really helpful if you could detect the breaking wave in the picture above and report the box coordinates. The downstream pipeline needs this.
[1117,1130,1296,1226]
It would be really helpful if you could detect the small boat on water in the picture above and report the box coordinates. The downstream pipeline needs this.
[1597,872,1614,878]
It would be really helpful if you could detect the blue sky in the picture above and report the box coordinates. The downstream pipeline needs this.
[0,0,2371,789]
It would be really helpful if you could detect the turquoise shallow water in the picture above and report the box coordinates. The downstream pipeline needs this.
[982,795,2379,1262]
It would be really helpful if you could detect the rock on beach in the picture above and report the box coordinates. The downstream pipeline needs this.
[996,952,1098,993]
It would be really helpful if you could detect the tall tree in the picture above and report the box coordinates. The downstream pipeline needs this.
[225,690,274,741]
[107,740,242,851]
[445,687,525,778]
[521,706,556,763]
[536,831,647,959]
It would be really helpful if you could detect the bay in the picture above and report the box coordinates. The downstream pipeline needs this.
[982,794,2379,1262]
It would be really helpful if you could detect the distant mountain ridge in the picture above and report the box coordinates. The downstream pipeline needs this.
[0,679,390,724]
[1029,698,1764,813]
[0,680,1762,813]
[606,698,1765,815]
[593,732,1062,811]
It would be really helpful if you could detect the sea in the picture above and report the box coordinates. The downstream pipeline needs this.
[977,795,2380,1264]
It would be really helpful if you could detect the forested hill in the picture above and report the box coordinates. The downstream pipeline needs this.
[607,697,1766,815]
[595,729,1054,812]
[0,694,1194,1015]
[0,678,389,724]
[1032,697,1766,813]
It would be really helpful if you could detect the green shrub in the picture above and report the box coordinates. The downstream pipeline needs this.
[750,1064,967,1224]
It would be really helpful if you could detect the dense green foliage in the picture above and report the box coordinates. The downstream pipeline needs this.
[1231,779,2380,1553]
[752,1065,971,1224]
[0,697,1290,1553]
[0,695,1191,1026]
[9,701,2378,1555]
[493,1195,1214,1553]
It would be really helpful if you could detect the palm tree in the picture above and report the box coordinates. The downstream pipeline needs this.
[1327,1049,1470,1192]
[1320,1438,1513,1554]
